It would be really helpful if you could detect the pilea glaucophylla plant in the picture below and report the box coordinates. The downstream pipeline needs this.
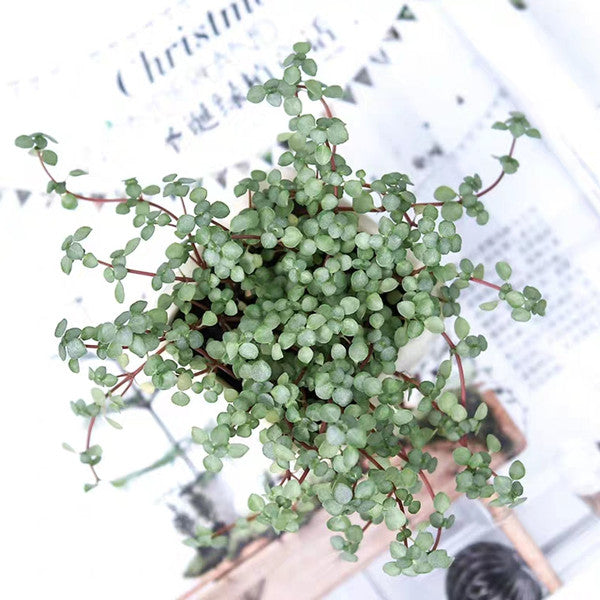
[16,42,545,577]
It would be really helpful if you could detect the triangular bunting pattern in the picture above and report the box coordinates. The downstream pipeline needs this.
[242,577,267,600]
[369,48,391,64]
[384,26,401,42]
[234,161,250,172]
[214,168,227,188]
[16,189,31,205]
[341,85,357,104]
[353,67,373,87]
[398,5,416,20]
[91,194,106,210]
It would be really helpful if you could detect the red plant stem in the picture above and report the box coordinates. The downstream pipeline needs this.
[431,526,443,552]
[211,219,229,231]
[296,85,340,197]
[40,148,203,268]
[298,467,310,484]
[187,235,205,269]
[403,212,417,228]
[395,371,421,389]
[477,138,517,198]
[37,152,180,221]
[248,189,253,209]
[412,201,444,207]
[440,333,466,409]
[397,449,443,551]
[96,259,194,282]
[84,345,168,482]
[469,277,502,291]
[231,234,261,240]
[359,344,374,370]
[441,332,468,449]
[211,513,259,538]
[408,137,517,208]
[294,367,307,386]
[196,348,236,379]
[357,450,410,543]
[358,449,386,471]
[211,464,307,539]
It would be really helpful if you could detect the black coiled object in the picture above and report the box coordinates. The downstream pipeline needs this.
[446,542,543,600]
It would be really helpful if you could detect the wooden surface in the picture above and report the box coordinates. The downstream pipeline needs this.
[180,390,525,600]
[485,501,562,593]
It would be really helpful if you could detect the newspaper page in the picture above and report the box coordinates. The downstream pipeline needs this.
[1,2,599,598]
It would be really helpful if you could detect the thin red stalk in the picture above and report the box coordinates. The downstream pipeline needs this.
[477,137,517,198]
[431,526,443,551]
[97,259,193,282]
[441,332,468,449]
[196,348,236,379]
[395,371,421,388]
[187,235,205,269]
[298,468,310,484]
[86,416,96,450]
[294,367,307,386]
[440,333,466,408]
[211,219,229,231]
[469,277,501,291]
[398,449,443,550]
[359,344,374,370]
[211,465,304,539]
[297,85,340,197]
[211,513,259,538]
[37,151,180,221]
[409,137,516,210]
[358,449,386,472]
[83,345,168,482]
[403,212,417,228]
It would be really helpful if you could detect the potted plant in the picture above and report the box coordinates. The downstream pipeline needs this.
[15,41,545,581]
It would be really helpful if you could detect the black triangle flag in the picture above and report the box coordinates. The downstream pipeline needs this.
[261,150,273,165]
[384,26,401,42]
[353,67,373,87]
[369,48,391,64]
[234,161,250,172]
[16,189,31,205]
[341,85,357,104]
[398,5,416,20]
[91,194,106,210]
[214,168,227,189]
[242,578,266,600]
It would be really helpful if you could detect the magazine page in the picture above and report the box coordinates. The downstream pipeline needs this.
[2,2,600,599]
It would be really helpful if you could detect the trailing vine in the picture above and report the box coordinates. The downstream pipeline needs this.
[16,41,543,576]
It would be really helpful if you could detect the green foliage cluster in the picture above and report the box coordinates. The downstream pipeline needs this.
[17,42,544,577]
